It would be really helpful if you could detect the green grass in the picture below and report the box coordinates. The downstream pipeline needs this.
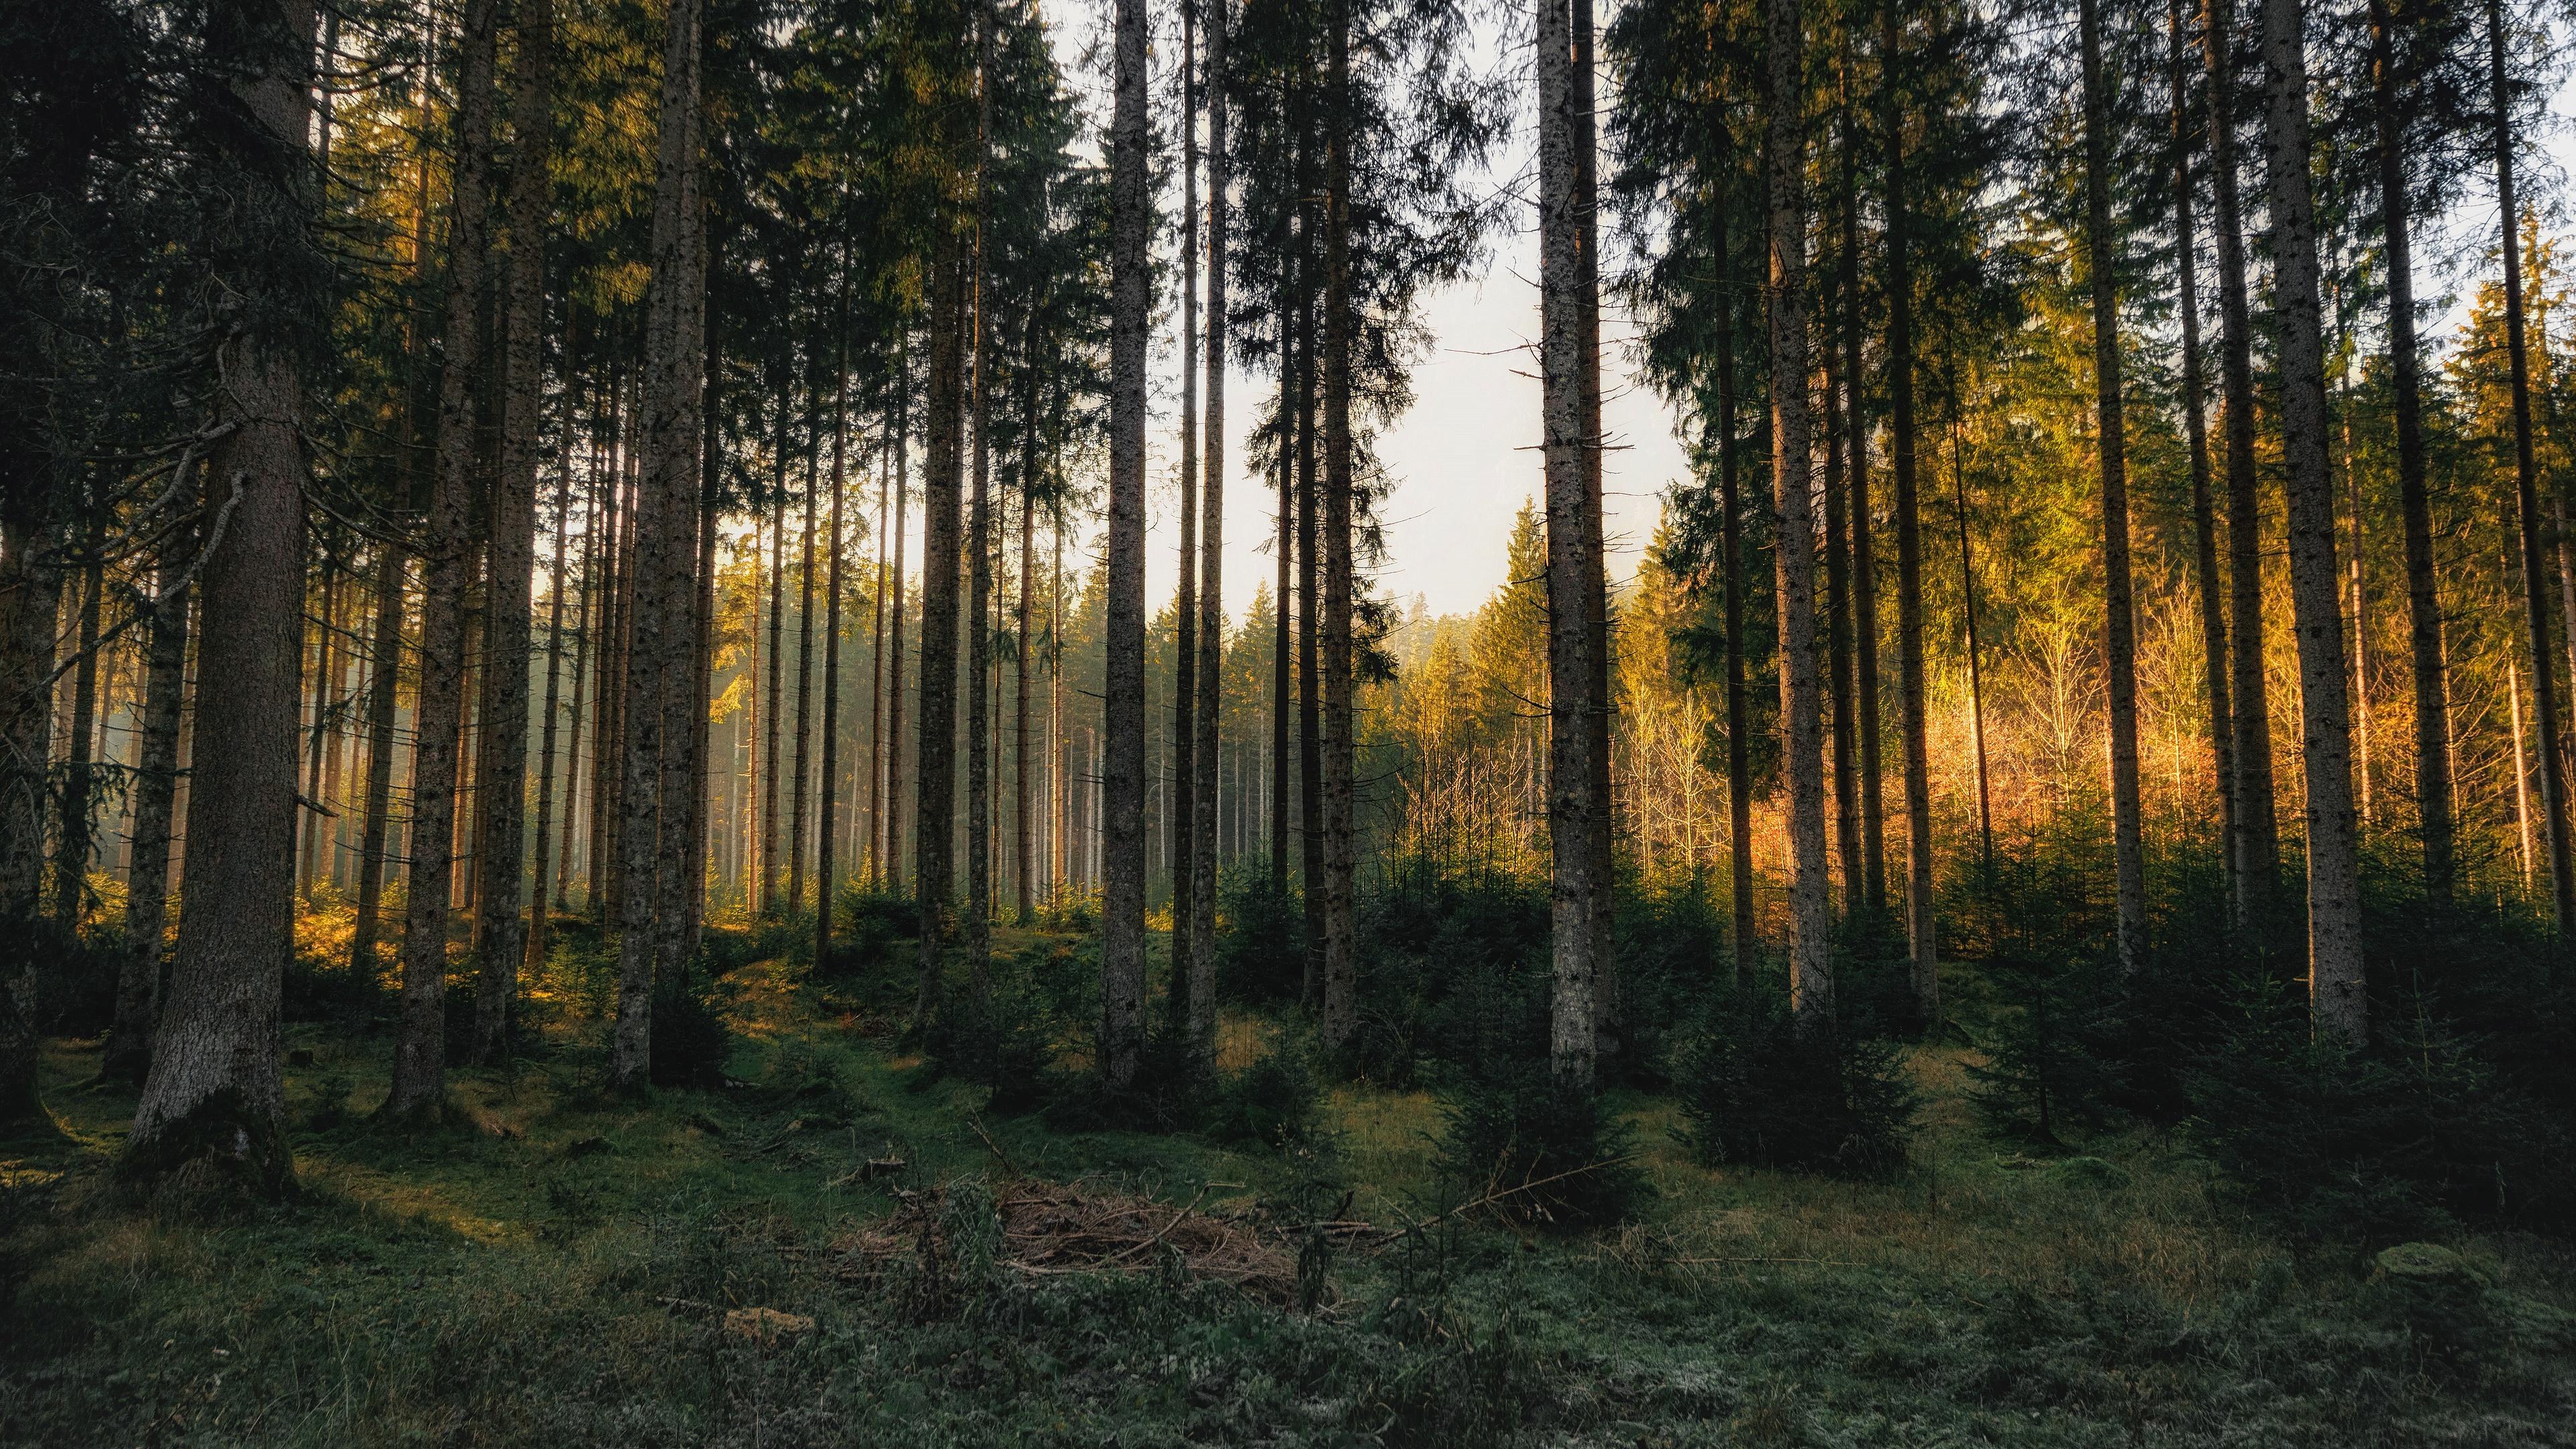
[4,938,2573,1447]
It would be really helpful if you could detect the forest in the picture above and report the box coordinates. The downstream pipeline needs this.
[5,0,2576,1440]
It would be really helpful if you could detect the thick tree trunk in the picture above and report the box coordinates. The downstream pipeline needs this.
[389,0,502,1116]
[1102,0,1151,1084]
[968,23,996,1020]
[1190,0,1230,1057]
[1766,0,1831,1035]
[1574,0,1617,1061]
[107,508,196,1082]
[1881,0,1935,1024]
[2171,0,2237,910]
[608,0,704,1092]
[1296,170,1324,1010]
[2367,0,2449,904]
[473,0,554,1060]
[1539,0,1598,1081]
[2267,0,2365,1041]
[125,0,315,1179]
[2080,0,2149,974]
[2203,0,2279,922]
[916,228,965,1024]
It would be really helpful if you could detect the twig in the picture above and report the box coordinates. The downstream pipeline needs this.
[1103,1183,1211,1265]
[967,1116,1021,1179]
[1666,1255,1863,1268]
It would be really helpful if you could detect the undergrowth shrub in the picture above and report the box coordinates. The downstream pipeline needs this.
[1675,977,1917,1177]
[650,956,736,1089]
[1213,863,1303,1006]
[1434,1061,1644,1228]
[1203,1044,1322,1148]
[828,884,919,972]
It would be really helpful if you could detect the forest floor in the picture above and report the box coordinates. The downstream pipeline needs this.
[4,930,2575,1447]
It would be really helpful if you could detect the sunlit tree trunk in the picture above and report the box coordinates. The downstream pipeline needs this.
[1841,43,1884,918]
[1714,197,1758,987]
[2266,0,2364,1041]
[2203,0,2279,922]
[2080,0,2147,974]
[916,229,965,1024]
[56,548,103,927]
[790,364,818,915]
[1766,0,1831,1036]
[884,349,910,895]
[819,320,849,971]
[1574,0,1617,1061]
[527,395,574,991]
[2171,0,2237,911]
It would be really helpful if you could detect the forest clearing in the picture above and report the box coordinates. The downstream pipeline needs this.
[11,0,2576,1439]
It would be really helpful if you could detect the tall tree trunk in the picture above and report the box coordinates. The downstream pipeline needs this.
[869,409,889,887]
[1574,0,1617,1062]
[1295,160,1324,1010]
[557,474,596,908]
[0,502,60,1122]
[1272,388,1291,894]
[2268,0,2365,1040]
[1539,0,1598,1081]
[608,0,704,1092]
[968,5,996,1026]
[1715,197,1758,987]
[916,227,966,1024]
[55,549,103,927]
[390,0,501,1116]
[1171,3,1202,1036]
[1825,351,1860,916]
[124,0,315,1178]
[528,401,574,988]
[884,351,909,894]
[1841,48,1884,918]
[1190,0,1230,1057]
[295,559,333,898]
[1016,315,1039,922]
[790,364,819,914]
[350,545,405,973]
[2365,0,2449,904]
[819,324,849,971]
[2491,0,2571,929]
[1880,0,1935,1024]
[2080,0,2148,974]
[1102,0,1151,1085]
[107,503,197,1082]
[2171,0,2237,909]
[655,227,713,994]
[1955,412,1996,864]
[474,0,555,1059]
[2204,0,2279,922]
[1318,0,1360,1055]
[1766,0,1831,1036]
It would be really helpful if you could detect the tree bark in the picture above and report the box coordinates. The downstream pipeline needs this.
[1841,46,1884,918]
[1540,0,1599,1081]
[56,549,103,927]
[1319,0,1359,1056]
[107,502,197,1082]
[2171,0,2237,912]
[2080,0,2148,974]
[2267,0,2365,1042]
[969,5,996,1021]
[1016,313,1039,921]
[2203,0,2279,922]
[390,0,501,1116]
[527,401,574,988]
[819,321,849,970]
[916,224,965,1024]
[350,544,405,973]
[608,0,704,1092]
[1172,3,1202,1037]
[1297,188,1324,1010]
[1191,0,1230,1057]
[1102,0,1151,1084]
[1766,0,1831,1036]
[124,0,315,1181]
[1574,0,1617,1062]
[1880,0,1935,1024]
[884,345,909,895]
[0,505,64,1119]
[474,0,555,1060]
[790,361,819,914]
[1715,197,1758,987]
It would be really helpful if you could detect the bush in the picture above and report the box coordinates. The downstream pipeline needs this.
[650,957,735,1089]
[1434,1061,1644,1229]
[1213,864,1304,1006]
[1966,949,2129,1144]
[1675,978,1917,1177]
[1204,1045,1324,1149]
[828,884,920,972]
[2184,994,2576,1244]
